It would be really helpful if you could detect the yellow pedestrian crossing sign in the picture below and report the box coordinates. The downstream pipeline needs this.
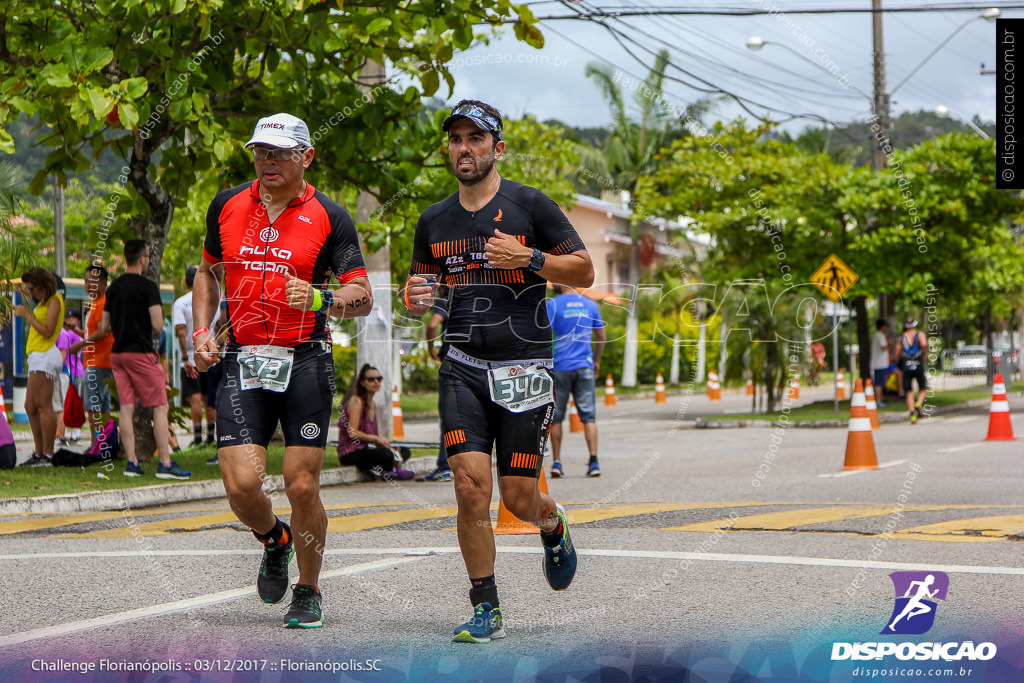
[810,254,858,302]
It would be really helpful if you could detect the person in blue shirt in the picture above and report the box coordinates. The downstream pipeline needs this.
[546,284,606,477]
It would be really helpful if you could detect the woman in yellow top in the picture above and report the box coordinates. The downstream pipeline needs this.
[14,267,64,466]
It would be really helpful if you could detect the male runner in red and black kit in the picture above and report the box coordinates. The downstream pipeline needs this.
[405,100,595,643]
[193,113,372,629]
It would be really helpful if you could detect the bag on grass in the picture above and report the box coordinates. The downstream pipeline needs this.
[63,381,86,428]
[0,408,14,470]
[53,447,96,467]
[84,419,118,462]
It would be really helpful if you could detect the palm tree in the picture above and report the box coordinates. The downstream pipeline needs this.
[579,50,709,386]
[0,161,30,323]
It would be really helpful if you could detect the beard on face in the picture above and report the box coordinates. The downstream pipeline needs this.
[452,152,495,186]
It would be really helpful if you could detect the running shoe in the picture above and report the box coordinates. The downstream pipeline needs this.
[542,503,577,591]
[25,454,52,467]
[910,412,918,425]
[915,403,924,418]
[283,585,323,629]
[156,460,191,480]
[205,454,220,466]
[423,468,453,482]
[550,461,564,478]
[452,602,505,643]
[586,462,601,478]
[257,531,294,604]
[124,460,145,476]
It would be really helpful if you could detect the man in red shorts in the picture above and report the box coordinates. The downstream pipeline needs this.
[101,239,191,480]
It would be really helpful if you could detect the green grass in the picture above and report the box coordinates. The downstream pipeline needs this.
[716,386,993,422]
[0,444,436,500]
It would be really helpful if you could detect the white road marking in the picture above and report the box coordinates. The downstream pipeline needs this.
[936,443,985,454]
[818,459,908,478]
[0,556,424,648]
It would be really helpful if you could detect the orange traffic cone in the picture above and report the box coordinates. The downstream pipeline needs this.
[495,469,550,535]
[604,374,617,407]
[391,385,405,439]
[655,372,667,404]
[745,377,754,397]
[707,371,721,402]
[842,378,880,470]
[984,374,1016,441]
[864,379,880,430]
[836,369,846,401]
[787,375,800,400]
[0,384,8,421]
[569,399,584,433]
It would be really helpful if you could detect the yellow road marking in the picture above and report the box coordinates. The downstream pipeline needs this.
[326,507,460,533]
[567,502,769,525]
[54,503,422,538]
[885,514,1024,542]
[662,506,989,533]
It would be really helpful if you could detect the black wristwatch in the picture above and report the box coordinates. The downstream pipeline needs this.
[527,248,545,272]
[321,288,334,310]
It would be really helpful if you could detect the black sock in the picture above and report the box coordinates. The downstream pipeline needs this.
[193,425,203,442]
[588,454,598,465]
[469,575,499,608]
[295,583,320,594]
[253,518,290,546]
[206,422,216,440]
[540,518,564,546]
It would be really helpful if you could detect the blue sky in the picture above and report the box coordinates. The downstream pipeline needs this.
[435,1,1007,135]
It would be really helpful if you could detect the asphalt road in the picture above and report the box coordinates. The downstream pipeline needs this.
[1,391,1022,682]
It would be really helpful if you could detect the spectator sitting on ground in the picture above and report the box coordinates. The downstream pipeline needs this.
[337,364,413,480]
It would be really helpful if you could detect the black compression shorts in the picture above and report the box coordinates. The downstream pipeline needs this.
[216,340,335,449]
[439,356,553,478]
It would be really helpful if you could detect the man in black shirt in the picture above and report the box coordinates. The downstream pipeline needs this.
[101,239,190,480]
[404,100,594,643]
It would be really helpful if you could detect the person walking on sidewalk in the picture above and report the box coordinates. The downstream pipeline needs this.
[404,100,594,643]
[172,265,218,449]
[101,240,190,480]
[546,284,605,478]
[895,317,928,423]
[193,113,371,629]
[70,265,115,453]
[870,319,891,407]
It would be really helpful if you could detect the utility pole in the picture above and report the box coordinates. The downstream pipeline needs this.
[354,59,394,437]
[864,0,891,380]
[53,179,66,278]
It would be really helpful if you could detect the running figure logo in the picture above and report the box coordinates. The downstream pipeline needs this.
[881,571,949,635]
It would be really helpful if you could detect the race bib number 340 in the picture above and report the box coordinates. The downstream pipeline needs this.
[488,364,554,413]
[238,345,294,393]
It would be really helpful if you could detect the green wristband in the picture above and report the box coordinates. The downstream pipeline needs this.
[311,287,323,312]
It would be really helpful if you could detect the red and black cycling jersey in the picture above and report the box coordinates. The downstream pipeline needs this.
[410,179,586,361]
[204,180,367,348]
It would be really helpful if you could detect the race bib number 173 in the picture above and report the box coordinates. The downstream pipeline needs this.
[487,364,554,413]
[238,345,294,393]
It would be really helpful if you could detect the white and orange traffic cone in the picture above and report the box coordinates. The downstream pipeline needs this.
[787,375,800,400]
[745,377,754,397]
[836,369,846,401]
[655,372,667,404]
[391,385,405,439]
[864,379,880,430]
[842,378,880,470]
[985,374,1017,441]
[569,399,585,433]
[707,371,721,402]
[0,384,8,421]
[604,374,617,407]
[495,470,549,535]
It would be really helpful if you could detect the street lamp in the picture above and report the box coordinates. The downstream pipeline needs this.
[745,36,874,103]
[935,105,990,139]
[891,8,1000,95]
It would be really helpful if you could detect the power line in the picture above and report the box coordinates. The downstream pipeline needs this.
[519,4,1024,21]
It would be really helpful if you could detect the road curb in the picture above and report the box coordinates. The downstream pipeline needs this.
[693,398,994,429]
[0,457,435,515]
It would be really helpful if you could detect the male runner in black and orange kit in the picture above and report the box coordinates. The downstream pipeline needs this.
[405,100,595,642]
[193,113,372,629]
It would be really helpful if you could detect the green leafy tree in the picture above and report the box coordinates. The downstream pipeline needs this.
[0,161,30,322]
[0,0,542,281]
